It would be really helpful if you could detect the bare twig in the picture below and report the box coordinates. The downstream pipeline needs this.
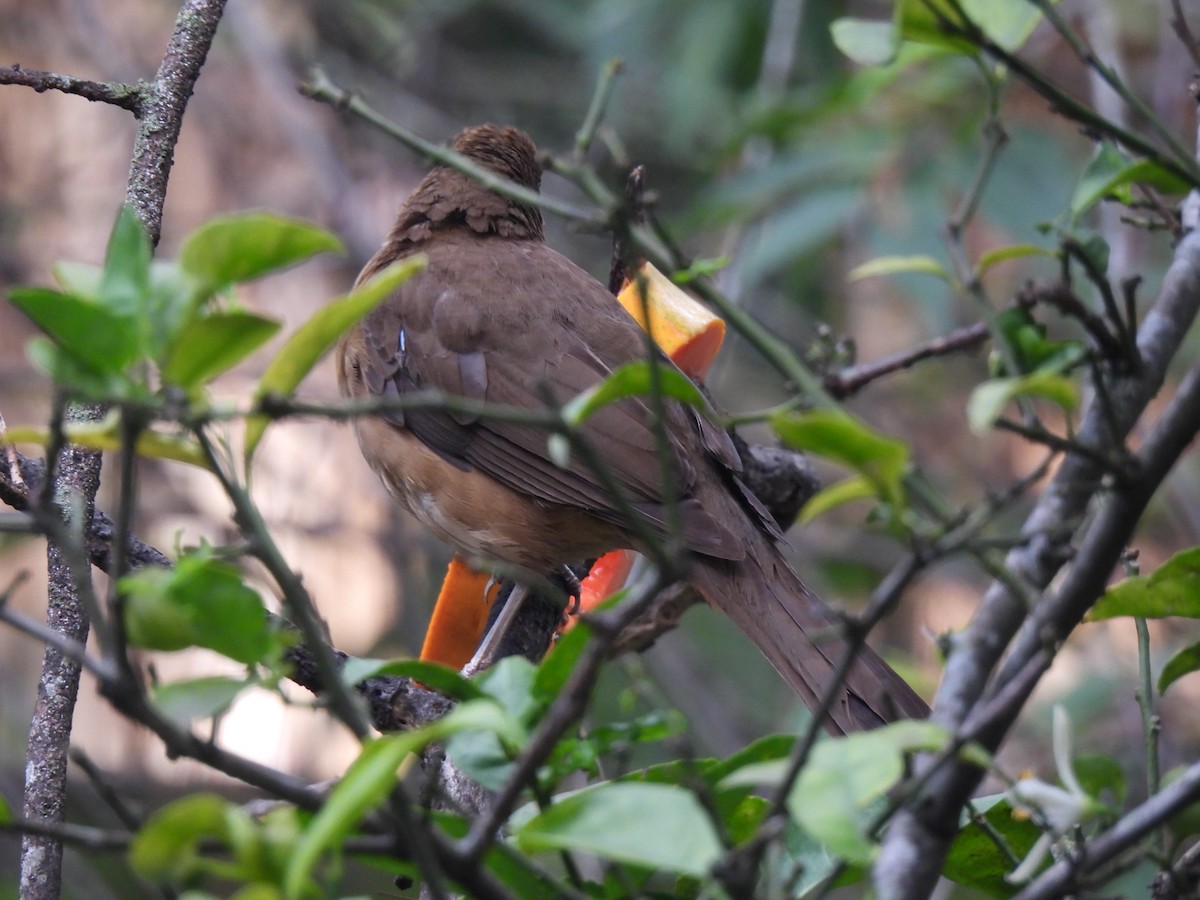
[0,64,144,115]
[824,321,991,398]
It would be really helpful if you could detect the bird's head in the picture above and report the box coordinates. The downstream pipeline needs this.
[451,124,542,192]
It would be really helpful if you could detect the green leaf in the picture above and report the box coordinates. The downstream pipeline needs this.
[1159,640,1200,694]
[180,213,342,291]
[562,361,708,429]
[552,361,709,468]
[670,256,730,284]
[53,260,103,298]
[152,676,248,728]
[445,658,535,789]
[831,18,899,67]
[130,793,243,882]
[100,205,152,319]
[428,812,563,900]
[793,720,953,862]
[283,700,514,899]
[476,655,539,723]
[245,256,426,461]
[10,287,141,374]
[898,0,1053,55]
[24,337,134,400]
[515,782,722,877]
[959,0,1054,51]
[1071,144,1191,219]
[1073,754,1126,805]
[121,550,270,664]
[846,254,948,283]
[0,793,12,825]
[967,373,1078,433]
[1163,766,1200,839]
[722,721,953,864]
[1090,547,1200,621]
[943,793,1042,897]
[162,311,281,388]
[339,657,486,703]
[977,244,1058,274]
[4,417,208,468]
[773,410,909,509]
[895,0,977,56]
[799,474,878,524]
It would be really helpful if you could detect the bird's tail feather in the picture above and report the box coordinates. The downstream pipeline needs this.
[691,540,928,735]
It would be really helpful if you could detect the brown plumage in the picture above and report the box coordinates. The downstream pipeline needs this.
[337,124,928,733]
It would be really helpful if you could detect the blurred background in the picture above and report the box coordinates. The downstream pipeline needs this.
[2,0,1199,895]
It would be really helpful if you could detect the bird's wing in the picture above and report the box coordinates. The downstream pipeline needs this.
[351,239,744,560]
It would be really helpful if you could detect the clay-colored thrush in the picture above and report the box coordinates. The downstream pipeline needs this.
[337,124,928,733]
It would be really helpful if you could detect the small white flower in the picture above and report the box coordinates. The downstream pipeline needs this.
[1004,706,1101,884]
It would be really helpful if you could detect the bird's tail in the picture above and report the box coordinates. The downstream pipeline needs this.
[690,539,929,735]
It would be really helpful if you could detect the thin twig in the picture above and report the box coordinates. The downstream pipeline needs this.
[299,68,601,226]
[0,64,144,115]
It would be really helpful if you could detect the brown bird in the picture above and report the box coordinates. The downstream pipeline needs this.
[337,124,928,733]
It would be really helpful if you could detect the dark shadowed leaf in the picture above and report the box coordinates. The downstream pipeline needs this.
[943,793,1041,897]
[1160,640,1200,694]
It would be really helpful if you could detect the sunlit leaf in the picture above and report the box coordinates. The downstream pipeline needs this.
[847,254,949,283]
[977,244,1058,274]
[773,410,909,509]
[53,261,103,298]
[967,373,1078,433]
[561,360,708,428]
[162,311,281,388]
[831,18,899,66]
[515,782,722,877]
[799,475,878,524]
[180,213,342,291]
[898,0,1054,54]
[245,257,425,461]
[3,419,207,468]
[131,793,244,882]
[1090,548,1200,621]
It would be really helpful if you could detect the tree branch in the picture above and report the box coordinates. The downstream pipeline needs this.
[0,64,145,115]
